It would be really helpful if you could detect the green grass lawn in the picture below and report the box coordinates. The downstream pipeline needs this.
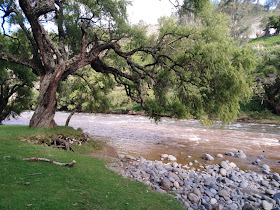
[0,125,184,210]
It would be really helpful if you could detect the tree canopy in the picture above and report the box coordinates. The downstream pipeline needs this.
[0,34,36,123]
[0,0,255,127]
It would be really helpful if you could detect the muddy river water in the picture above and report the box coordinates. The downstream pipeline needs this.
[3,111,280,174]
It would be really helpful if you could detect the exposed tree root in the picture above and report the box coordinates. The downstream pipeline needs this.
[23,157,76,167]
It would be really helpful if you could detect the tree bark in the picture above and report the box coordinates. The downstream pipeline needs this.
[30,72,60,128]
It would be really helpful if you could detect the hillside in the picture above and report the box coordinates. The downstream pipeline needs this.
[248,35,280,49]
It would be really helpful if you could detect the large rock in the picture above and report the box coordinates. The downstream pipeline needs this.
[161,178,172,190]
[202,154,214,161]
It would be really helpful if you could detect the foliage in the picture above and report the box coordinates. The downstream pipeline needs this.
[265,14,280,35]
[0,35,37,124]
[0,125,184,209]
[57,67,114,113]
[248,35,280,116]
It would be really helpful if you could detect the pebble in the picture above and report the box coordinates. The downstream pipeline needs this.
[220,168,227,176]
[210,198,217,204]
[161,154,168,159]
[220,161,230,169]
[217,154,224,158]
[202,154,214,161]
[188,192,200,204]
[168,155,177,161]
[218,189,230,198]
[262,200,273,210]
[174,181,180,188]
[262,164,270,171]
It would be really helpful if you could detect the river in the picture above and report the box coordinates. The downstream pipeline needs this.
[3,111,280,174]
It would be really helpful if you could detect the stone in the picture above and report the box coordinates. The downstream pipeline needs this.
[203,202,212,210]
[161,154,168,158]
[272,173,280,181]
[168,155,177,161]
[261,180,270,188]
[173,181,179,189]
[236,150,247,158]
[220,168,227,176]
[225,152,235,156]
[240,181,248,188]
[265,189,276,196]
[202,154,214,161]
[125,155,136,160]
[217,154,224,158]
[210,188,217,194]
[262,200,273,210]
[262,164,270,171]
[161,178,171,190]
[228,162,237,168]
[172,162,179,168]
[242,203,255,210]
[139,156,146,163]
[228,203,238,209]
[218,189,230,198]
[118,154,125,159]
[273,192,280,200]
[220,161,230,169]
[210,198,217,205]
[188,192,200,204]
[193,188,201,196]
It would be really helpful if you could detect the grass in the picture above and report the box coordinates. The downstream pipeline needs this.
[238,110,280,124]
[248,35,280,49]
[0,125,184,210]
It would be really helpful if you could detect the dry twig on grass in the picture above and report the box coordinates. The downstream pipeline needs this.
[23,157,76,167]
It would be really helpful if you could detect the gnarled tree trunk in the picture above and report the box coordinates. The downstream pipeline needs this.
[30,72,61,128]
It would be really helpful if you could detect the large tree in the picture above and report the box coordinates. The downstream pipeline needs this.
[1,0,254,128]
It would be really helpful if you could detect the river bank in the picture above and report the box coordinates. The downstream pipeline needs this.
[108,153,280,210]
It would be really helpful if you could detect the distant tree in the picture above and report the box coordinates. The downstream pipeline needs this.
[255,49,280,115]
[264,14,280,35]
[264,0,280,9]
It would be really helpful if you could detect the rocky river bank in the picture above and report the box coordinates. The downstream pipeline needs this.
[108,151,280,210]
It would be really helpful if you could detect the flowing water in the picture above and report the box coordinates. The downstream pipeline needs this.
[3,111,280,174]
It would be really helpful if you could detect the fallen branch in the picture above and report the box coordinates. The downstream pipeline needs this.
[23,157,76,167]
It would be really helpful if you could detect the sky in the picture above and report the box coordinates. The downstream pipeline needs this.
[127,0,267,25]
[127,0,176,25]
